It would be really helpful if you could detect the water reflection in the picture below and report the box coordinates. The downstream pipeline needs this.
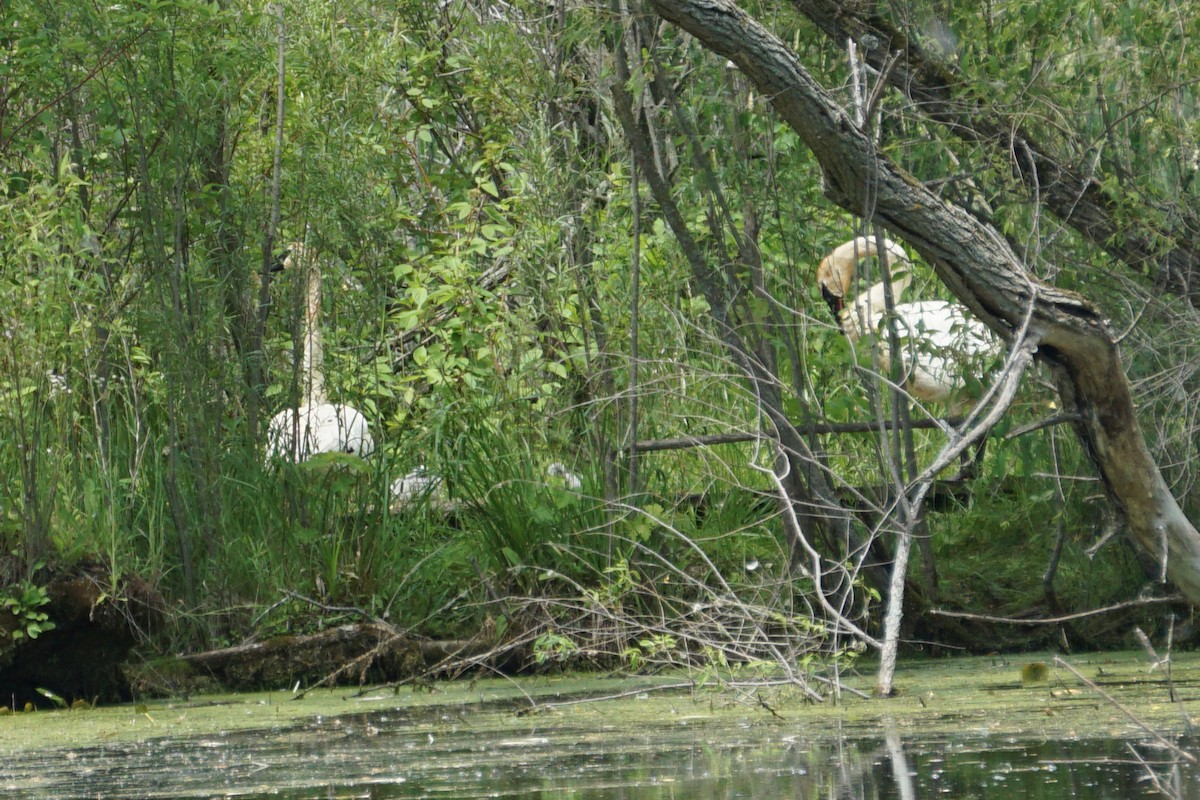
[1,705,1195,799]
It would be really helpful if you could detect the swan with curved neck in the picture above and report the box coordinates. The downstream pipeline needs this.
[816,236,996,409]
[266,243,374,461]
[817,236,913,337]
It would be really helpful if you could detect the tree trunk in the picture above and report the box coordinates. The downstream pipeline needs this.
[607,9,894,603]
[646,0,1200,604]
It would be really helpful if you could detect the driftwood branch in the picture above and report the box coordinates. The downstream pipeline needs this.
[178,622,499,692]
[629,412,1079,454]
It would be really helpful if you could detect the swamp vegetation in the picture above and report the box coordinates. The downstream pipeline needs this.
[0,0,1199,766]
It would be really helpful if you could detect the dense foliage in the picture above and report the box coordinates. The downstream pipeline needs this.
[0,0,1195,672]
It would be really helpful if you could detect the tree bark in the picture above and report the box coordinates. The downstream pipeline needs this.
[646,0,1200,604]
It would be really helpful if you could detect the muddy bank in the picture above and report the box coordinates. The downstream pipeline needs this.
[0,559,164,707]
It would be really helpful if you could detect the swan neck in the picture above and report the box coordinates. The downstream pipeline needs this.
[856,273,911,318]
[831,236,911,337]
[300,250,325,405]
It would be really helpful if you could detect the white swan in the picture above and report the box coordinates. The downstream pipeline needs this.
[816,236,997,410]
[266,244,374,461]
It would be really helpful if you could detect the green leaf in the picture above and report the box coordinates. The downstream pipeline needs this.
[37,688,67,708]
[409,285,429,308]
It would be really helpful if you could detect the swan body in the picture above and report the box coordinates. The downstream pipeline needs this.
[267,402,374,460]
[817,236,996,408]
[265,243,374,462]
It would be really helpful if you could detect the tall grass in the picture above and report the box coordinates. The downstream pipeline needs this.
[451,424,609,590]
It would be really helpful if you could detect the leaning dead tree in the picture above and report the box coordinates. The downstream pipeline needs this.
[645,0,1200,604]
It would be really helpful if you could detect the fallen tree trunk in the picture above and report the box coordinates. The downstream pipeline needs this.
[646,0,1200,604]
[178,623,502,691]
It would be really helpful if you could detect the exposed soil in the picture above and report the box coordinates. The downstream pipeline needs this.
[0,559,165,707]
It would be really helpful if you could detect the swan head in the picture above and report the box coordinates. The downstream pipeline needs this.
[274,242,315,274]
[263,243,314,301]
[816,252,850,318]
[816,236,911,323]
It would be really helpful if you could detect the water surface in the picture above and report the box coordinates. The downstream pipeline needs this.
[2,652,1196,798]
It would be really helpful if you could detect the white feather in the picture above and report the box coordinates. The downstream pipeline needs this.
[546,462,582,490]
[389,466,443,511]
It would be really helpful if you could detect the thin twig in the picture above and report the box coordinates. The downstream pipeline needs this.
[929,595,1183,625]
[763,457,882,649]
[1053,657,1196,764]
[281,590,375,621]
[529,681,696,712]
[629,416,972,453]
[1004,413,1082,440]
